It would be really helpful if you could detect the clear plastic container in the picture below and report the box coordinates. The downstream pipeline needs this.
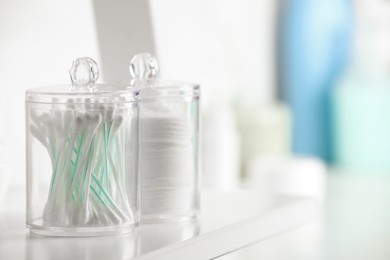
[26,57,140,236]
[129,53,200,223]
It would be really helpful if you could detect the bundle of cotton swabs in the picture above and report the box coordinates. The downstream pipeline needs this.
[29,100,133,227]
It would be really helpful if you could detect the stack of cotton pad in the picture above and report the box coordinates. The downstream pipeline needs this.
[140,113,194,218]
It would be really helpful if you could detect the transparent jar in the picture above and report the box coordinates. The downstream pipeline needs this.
[129,53,200,223]
[26,57,140,236]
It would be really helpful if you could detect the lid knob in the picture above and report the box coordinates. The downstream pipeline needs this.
[129,53,159,82]
[69,57,99,92]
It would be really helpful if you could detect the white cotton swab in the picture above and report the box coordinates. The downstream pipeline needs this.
[30,101,134,228]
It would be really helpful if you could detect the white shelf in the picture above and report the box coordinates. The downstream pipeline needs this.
[0,189,316,260]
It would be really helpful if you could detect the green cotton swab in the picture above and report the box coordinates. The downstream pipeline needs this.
[29,104,132,227]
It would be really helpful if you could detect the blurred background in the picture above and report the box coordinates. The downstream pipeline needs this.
[1,0,390,259]
[1,0,390,192]
[0,0,390,209]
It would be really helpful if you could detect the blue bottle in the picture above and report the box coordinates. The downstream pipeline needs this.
[279,0,352,162]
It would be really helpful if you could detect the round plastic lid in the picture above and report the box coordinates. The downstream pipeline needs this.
[26,57,139,104]
[128,53,200,100]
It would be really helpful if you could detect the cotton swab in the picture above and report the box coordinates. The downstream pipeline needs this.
[31,102,134,227]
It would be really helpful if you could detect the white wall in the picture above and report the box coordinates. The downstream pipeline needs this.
[149,0,279,188]
[0,0,278,189]
[92,0,155,82]
[0,0,101,186]
[149,0,278,108]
